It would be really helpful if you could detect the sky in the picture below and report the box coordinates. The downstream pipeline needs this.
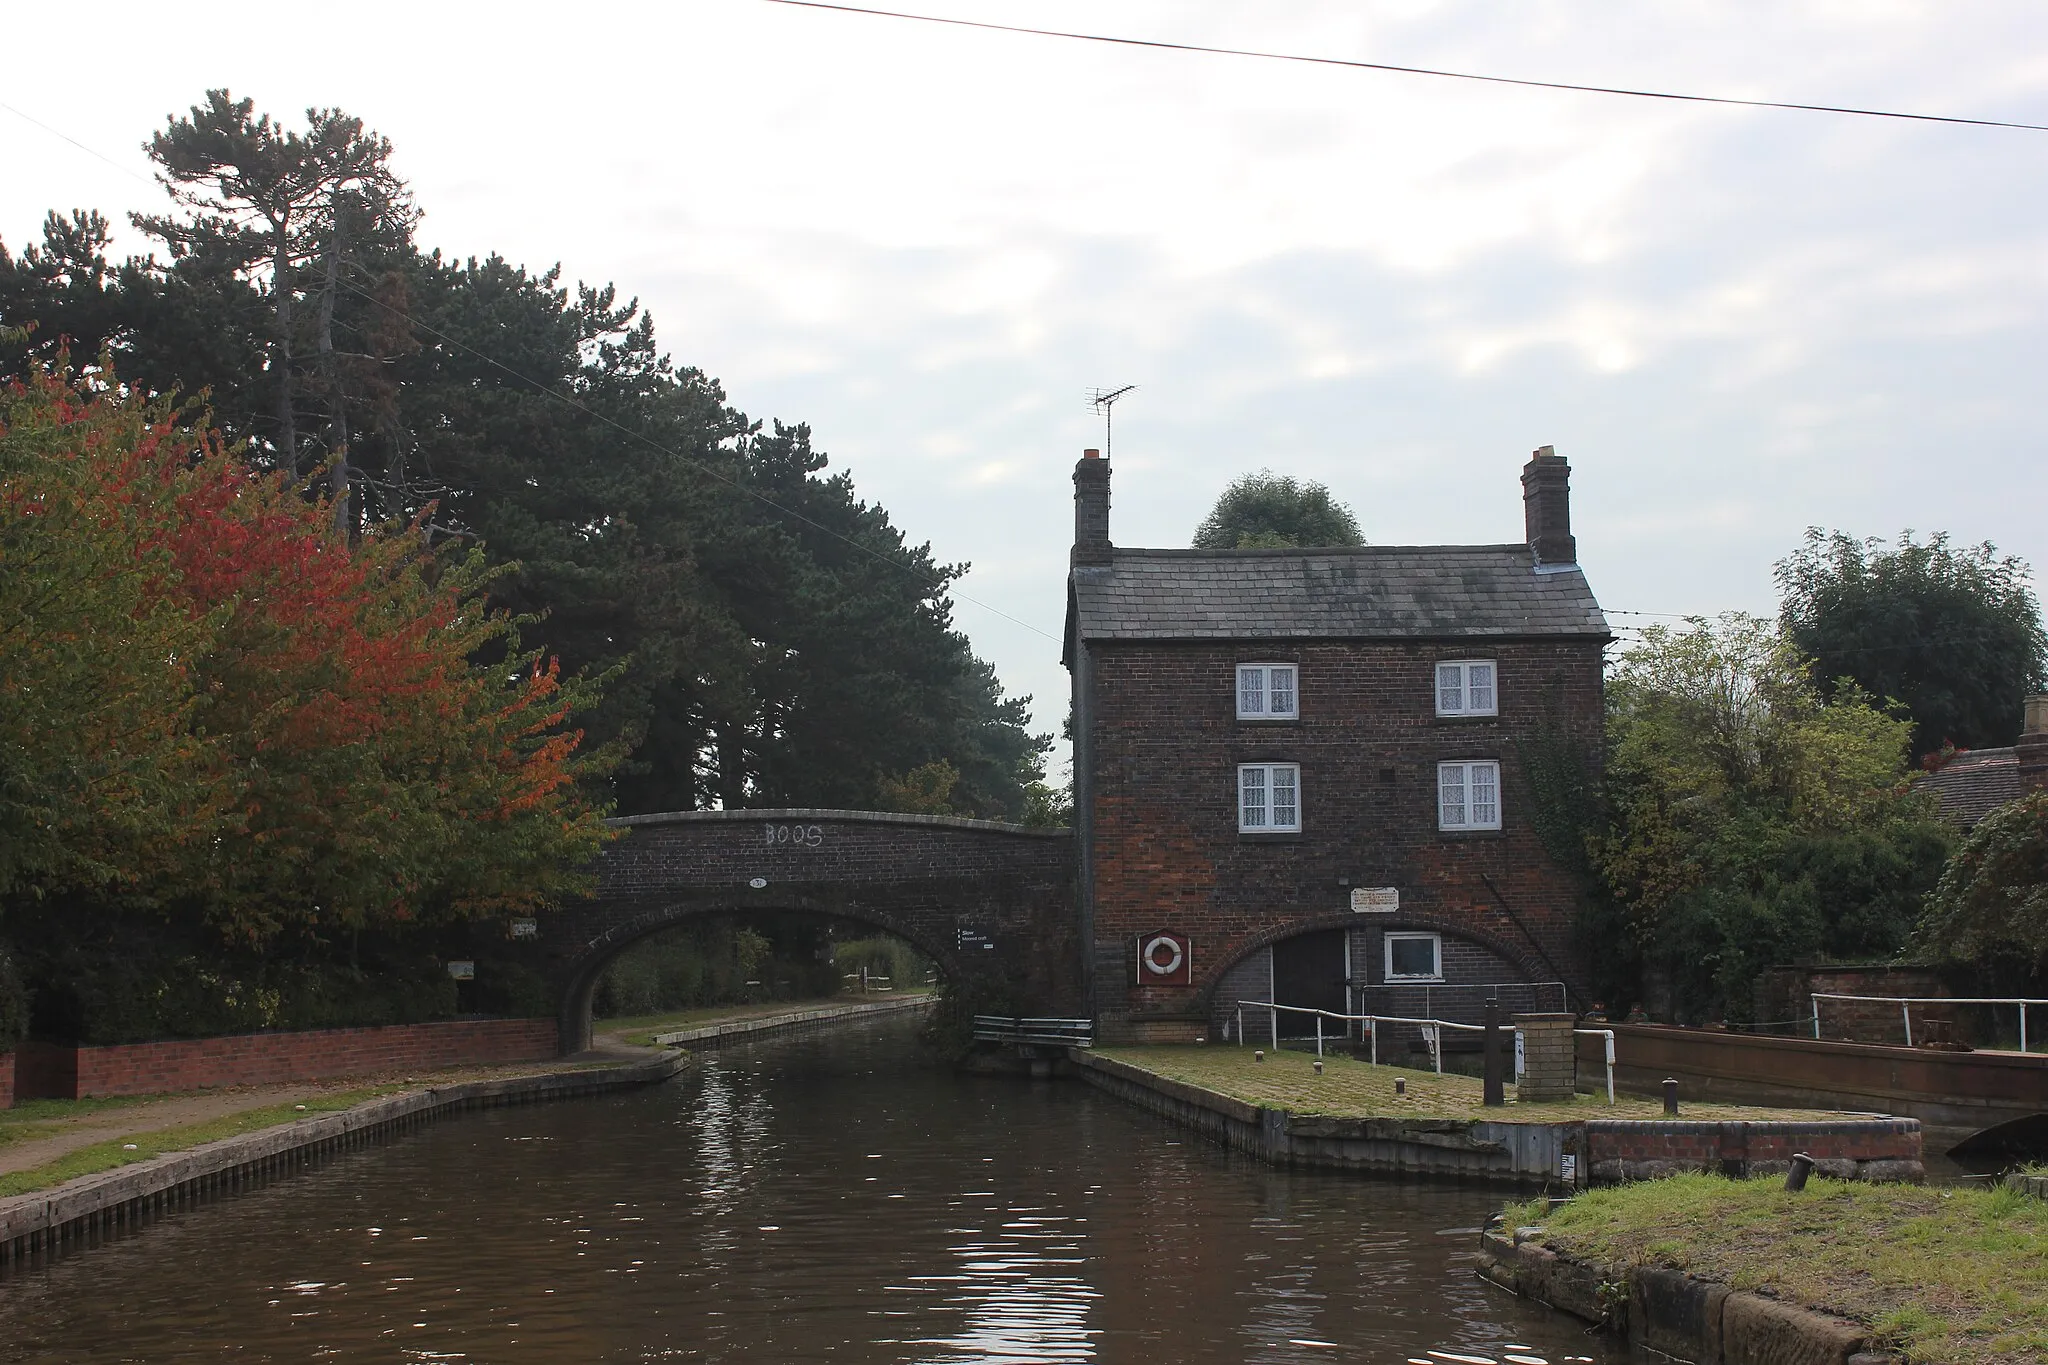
[6,0,2047,753]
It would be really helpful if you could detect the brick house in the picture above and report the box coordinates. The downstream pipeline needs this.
[1064,447,1610,1047]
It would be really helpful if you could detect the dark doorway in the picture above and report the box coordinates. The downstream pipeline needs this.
[1272,929,1348,1035]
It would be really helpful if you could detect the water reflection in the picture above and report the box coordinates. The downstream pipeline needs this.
[0,1019,1621,1364]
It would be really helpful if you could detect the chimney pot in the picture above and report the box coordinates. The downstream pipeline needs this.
[1521,446,1576,568]
[1083,447,1102,460]
[2020,694,2048,793]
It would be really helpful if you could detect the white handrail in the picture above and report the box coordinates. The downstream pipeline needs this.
[1810,992,2047,1053]
[1235,999,1482,1073]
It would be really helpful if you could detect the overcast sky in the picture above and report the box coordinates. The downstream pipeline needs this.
[7,0,2047,750]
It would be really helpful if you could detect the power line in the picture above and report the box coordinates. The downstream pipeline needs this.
[760,0,2048,134]
[1,99,1066,648]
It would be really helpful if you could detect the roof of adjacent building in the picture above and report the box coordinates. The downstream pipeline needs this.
[1918,748,2022,828]
[1067,544,1609,646]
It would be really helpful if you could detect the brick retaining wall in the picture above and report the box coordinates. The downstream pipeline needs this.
[0,1051,11,1109]
[8,1019,559,1104]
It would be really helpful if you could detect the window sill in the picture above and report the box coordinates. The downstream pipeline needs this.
[1384,977,1447,986]
[1235,715,1301,725]
[1437,827,1505,839]
[1432,713,1499,724]
[1238,831,1303,843]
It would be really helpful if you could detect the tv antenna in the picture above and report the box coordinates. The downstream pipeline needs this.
[1086,385,1137,460]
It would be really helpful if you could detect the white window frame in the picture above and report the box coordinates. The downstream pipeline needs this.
[1236,662,1299,720]
[1437,759,1502,831]
[1384,931,1444,983]
[1435,659,1498,717]
[1237,762,1301,833]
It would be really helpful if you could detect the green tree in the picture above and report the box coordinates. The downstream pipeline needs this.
[1775,529,2048,756]
[1589,615,1951,1021]
[1915,790,2048,974]
[1191,471,1363,550]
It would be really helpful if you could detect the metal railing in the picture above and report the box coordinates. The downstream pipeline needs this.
[1353,979,1569,1018]
[971,1015,1094,1047]
[1811,992,2048,1052]
[1233,999,1616,1103]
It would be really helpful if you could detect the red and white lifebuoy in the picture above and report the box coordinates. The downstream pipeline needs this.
[1141,934,1185,978]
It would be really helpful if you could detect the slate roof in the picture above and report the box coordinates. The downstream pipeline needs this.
[1068,544,1608,645]
[1918,748,2022,828]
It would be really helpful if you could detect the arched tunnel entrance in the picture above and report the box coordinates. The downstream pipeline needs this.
[563,902,956,1052]
[541,809,1080,1053]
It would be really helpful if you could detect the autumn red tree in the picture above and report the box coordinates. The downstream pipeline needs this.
[0,361,614,952]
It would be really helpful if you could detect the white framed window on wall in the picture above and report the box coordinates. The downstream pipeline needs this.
[1385,931,1443,982]
[1236,663,1298,720]
[1435,659,1497,716]
[1238,762,1301,832]
[1438,760,1502,831]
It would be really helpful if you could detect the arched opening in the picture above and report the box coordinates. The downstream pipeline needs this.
[558,901,954,1054]
[1202,918,1562,1066]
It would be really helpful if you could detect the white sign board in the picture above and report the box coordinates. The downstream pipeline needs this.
[1350,886,1399,913]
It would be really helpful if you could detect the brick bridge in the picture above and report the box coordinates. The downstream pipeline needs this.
[543,810,1080,1051]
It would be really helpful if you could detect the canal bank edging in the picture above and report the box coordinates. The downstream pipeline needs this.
[0,1050,688,1272]
[649,994,934,1049]
[1475,1228,1899,1364]
[1065,1050,1924,1187]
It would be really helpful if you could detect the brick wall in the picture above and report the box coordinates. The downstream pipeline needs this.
[1754,964,1952,1044]
[1081,637,1602,1038]
[11,1018,559,1102]
[1584,1118,1922,1182]
[0,1051,11,1110]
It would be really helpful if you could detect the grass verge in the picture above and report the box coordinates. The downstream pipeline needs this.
[0,1085,406,1198]
[1096,1045,1850,1123]
[604,991,932,1048]
[1500,1173,2048,1365]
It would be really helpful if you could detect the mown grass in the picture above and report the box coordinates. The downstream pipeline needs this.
[0,1085,406,1198]
[1501,1173,2048,1365]
[1097,1045,1848,1123]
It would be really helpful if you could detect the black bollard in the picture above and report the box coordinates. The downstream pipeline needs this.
[1482,998,1505,1106]
[1662,1077,1679,1115]
[1784,1152,1815,1192]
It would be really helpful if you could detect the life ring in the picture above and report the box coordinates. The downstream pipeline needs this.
[1141,934,1185,977]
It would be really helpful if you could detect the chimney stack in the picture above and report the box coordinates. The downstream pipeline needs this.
[1073,448,1112,565]
[2019,694,2048,793]
[1521,445,1576,568]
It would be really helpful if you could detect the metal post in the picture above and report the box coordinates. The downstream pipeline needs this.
[1812,996,1821,1039]
[1369,1017,1377,1066]
[1236,1005,1244,1047]
[1271,1004,1279,1052]
[1315,1013,1324,1058]
[2021,1002,2030,1055]
[1481,998,1504,1107]
[1902,1001,1913,1048]
[1604,1032,1616,1106]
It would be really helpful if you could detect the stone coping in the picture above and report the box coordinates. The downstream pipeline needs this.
[650,995,933,1046]
[1477,1228,1897,1364]
[604,807,1067,837]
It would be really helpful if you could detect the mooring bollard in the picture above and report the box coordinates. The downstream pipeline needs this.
[1254,1049,1265,1063]
[1784,1152,1815,1192]
[1312,1059,1324,1075]
[1662,1077,1680,1115]
[1395,1077,1406,1096]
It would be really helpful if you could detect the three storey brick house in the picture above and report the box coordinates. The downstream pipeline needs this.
[1064,447,1609,1047]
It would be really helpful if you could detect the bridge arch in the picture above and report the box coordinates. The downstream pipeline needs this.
[543,809,1079,1052]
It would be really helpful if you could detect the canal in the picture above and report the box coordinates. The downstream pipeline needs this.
[0,1018,1618,1363]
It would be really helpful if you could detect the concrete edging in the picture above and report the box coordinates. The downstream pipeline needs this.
[1475,1229,1899,1364]
[650,995,934,1048]
[0,1050,689,1271]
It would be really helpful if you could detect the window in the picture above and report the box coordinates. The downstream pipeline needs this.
[1385,932,1443,982]
[1238,762,1301,832]
[1435,659,1498,716]
[1237,663,1298,720]
[1438,760,1501,831]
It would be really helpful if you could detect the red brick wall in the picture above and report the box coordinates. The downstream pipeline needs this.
[1080,637,1603,1035]
[16,1019,558,1101]
[0,1051,12,1110]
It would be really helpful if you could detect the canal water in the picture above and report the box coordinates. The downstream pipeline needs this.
[0,1018,1620,1364]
